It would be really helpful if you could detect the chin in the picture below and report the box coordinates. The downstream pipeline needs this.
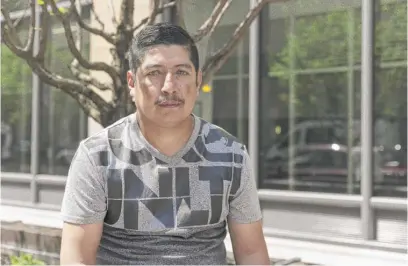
[157,113,191,127]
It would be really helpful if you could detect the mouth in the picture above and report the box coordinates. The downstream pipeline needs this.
[157,101,183,108]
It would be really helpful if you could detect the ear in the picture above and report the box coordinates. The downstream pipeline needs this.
[127,70,135,89]
[127,70,136,102]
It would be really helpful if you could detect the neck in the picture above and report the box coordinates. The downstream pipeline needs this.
[136,113,194,156]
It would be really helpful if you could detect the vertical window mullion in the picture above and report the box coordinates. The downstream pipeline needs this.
[249,0,260,188]
[360,0,376,241]
[30,3,42,203]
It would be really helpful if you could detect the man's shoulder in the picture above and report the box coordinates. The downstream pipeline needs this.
[198,117,247,152]
[81,115,132,151]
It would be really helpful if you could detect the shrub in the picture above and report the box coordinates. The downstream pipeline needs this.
[10,253,45,265]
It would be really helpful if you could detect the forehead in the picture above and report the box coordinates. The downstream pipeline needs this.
[140,45,193,68]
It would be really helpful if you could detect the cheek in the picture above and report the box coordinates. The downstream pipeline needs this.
[182,87,198,109]
[136,82,160,102]
[179,79,197,95]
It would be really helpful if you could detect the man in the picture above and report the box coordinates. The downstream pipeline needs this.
[60,22,269,265]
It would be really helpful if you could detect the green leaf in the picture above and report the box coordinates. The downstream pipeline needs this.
[9,253,45,265]
[58,7,67,13]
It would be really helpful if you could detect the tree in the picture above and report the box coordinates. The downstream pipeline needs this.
[1,0,284,127]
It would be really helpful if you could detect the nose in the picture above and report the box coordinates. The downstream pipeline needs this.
[161,72,177,94]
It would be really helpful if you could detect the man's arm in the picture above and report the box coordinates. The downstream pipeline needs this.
[60,142,107,265]
[227,146,269,265]
[228,219,270,265]
[60,222,103,265]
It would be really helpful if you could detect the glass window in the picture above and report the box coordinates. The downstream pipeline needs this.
[373,0,407,198]
[1,4,91,176]
[39,8,90,176]
[260,0,362,194]
[1,19,32,173]
[211,78,249,145]
[210,25,238,75]
[185,0,250,145]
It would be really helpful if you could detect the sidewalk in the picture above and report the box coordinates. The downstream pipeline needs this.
[1,204,407,266]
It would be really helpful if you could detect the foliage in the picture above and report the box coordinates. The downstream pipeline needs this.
[10,253,45,265]
[269,0,407,118]
[1,44,32,125]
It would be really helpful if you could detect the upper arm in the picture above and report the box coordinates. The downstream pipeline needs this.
[61,141,107,224]
[227,219,267,256]
[227,147,268,260]
[60,222,103,265]
[228,146,262,223]
[60,142,107,263]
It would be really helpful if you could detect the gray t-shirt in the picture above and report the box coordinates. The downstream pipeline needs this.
[61,113,262,265]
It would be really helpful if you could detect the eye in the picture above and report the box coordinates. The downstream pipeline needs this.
[176,69,190,76]
[146,70,161,76]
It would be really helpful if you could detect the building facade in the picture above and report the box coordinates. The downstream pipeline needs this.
[1,0,407,265]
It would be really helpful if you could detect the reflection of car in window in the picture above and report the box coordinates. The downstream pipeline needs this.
[265,142,390,185]
[305,125,347,145]
[265,144,384,184]
[265,144,349,182]
[379,148,407,186]
[264,120,351,160]
[262,119,385,186]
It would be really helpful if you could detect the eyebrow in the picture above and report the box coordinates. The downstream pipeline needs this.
[143,63,193,70]
[175,64,193,70]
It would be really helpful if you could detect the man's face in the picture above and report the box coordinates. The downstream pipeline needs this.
[127,45,201,127]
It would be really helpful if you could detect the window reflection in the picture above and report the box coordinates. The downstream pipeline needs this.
[1,6,90,176]
[191,0,250,146]
[373,1,407,197]
[39,10,90,176]
[260,0,407,197]
[1,21,32,173]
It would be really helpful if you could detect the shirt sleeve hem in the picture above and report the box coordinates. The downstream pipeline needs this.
[61,213,106,225]
[228,213,263,224]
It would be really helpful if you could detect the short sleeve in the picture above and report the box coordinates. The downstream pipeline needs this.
[228,147,262,223]
[61,142,107,224]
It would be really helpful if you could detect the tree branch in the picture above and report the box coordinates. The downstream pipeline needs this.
[69,0,116,45]
[1,25,111,125]
[131,1,176,33]
[45,0,121,88]
[147,0,160,25]
[202,0,287,84]
[90,1,106,28]
[70,60,113,91]
[119,0,134,30]
[35,2,50,61]
[192,0,231,43]
[107,0,118,26]
[1,5,23,47]
[23,0,36,52]
[12,1,31,28]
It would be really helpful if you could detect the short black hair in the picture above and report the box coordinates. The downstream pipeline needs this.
[127,22,199,73]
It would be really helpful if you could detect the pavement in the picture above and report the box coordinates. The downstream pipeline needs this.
[1,204,407,266]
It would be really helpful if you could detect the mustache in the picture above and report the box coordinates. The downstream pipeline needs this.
[155,95,185,105]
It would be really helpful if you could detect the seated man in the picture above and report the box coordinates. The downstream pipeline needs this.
[60,22,269,265]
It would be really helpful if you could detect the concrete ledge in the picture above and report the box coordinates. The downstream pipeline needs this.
[1,221,61,265]
[2,204,407,266]
[1,221,61,250]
